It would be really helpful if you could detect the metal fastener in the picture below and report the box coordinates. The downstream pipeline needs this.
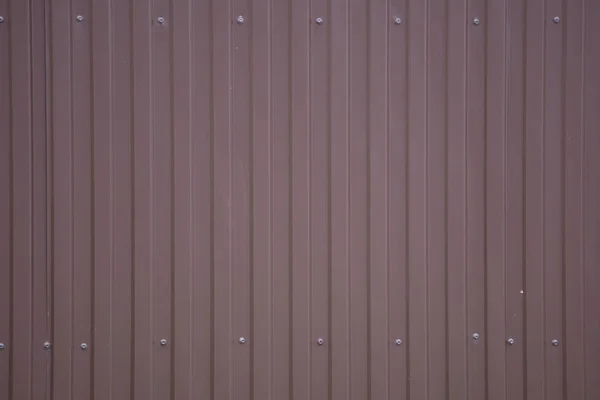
[507,338,515,345]
[159,339,167,346]
[553,16,560,23]
[394,17,402,25]
[43,342,51,350]
[157,16,165,25]
[239,337,246,344]
[473,18,480,25]
[0,16,4,23]
[472,333,480,340]
[394,338,402,346]
[80,343,88,350]
[317,338,324,345]
[76,15,84,22]
[236,15,244,24]
[0,343,4,350]
[315,17,324,25]
[551,339,559,346]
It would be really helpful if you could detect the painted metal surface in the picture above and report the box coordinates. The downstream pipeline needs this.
[1,0,600,399]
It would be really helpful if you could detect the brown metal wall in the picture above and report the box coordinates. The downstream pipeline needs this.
[1,0,600,399]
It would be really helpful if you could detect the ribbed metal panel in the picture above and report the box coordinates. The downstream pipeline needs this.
[1,1,600,399]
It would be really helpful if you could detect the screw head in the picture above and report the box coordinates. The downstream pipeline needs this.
[80,343,88,350]
[394,338,402,346]
[315,17,324,25]
[0,16,4,23]
[472,333,480,340]
[159,339,167,346]
[236,15,244,24]
[316,338,324,345]
[553,16,560,23]
[157,16,165,24]
[551,339,559,346]
[507,338,515,345]
[238,337,246,344]
[394,17,402,25]
[473,18,480,25]
[76,15,84,22]
[0,343,4,350]
[43,342,51,350]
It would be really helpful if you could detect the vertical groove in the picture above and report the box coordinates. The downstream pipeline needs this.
[169,0,175,398]
[403,0,410,397]
[44,0,53,398]
[560,0,567,394]
[286,0,293,398]
[89,0,96,396]
[7,1,14,399]
[128,0,134,397]
[208,0,215,398]
[580,0,586,395]
[365,0,371,398]
[482,0,488,396]
[68,0,75,397]
[444,0,449,396]
[520,0,527,396]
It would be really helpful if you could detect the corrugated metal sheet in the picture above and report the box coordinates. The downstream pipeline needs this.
[1,0,600,399]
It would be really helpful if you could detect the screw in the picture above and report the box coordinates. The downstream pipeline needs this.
[43,342,51,350]
[239,337,246,344]
[76,15,84,22]
[317,338,324,345]
[236,15,244,24]
[0,343,4,350]
[553,16,560,23]
[315,17,324,25]
[159,339,167,346]
[473,18,480,25]
[0,16,4,23]
[472,333,480,340]
[507,338,515,345]
[157,16,165,25]
[551,339,559,346]
[394,338,402,346]
[80,343,88,350]
[394,17,402,25]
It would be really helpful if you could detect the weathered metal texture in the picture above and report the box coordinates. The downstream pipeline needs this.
[1,0,600,400]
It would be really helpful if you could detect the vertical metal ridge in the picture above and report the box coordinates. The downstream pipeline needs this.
[169,0,176,397]
[0,0,11,399]
[329,0,350,397]
[580,2,587,396]
[30,1,50,398]
[172,0,194,398]
[443,1,452,398]
[5,1,15,399]
[484,0,508,398]
[560,0,567,396]
[367,0,388,398]
[68,0,75,396]
[108,1,115,396]
[286,0,294,398]
[582,2,600,398]
[563,0,585,398]
[425,0,448,396]
[128,0,135,397]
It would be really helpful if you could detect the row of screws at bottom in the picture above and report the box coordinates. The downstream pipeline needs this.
[0,338,561,351]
